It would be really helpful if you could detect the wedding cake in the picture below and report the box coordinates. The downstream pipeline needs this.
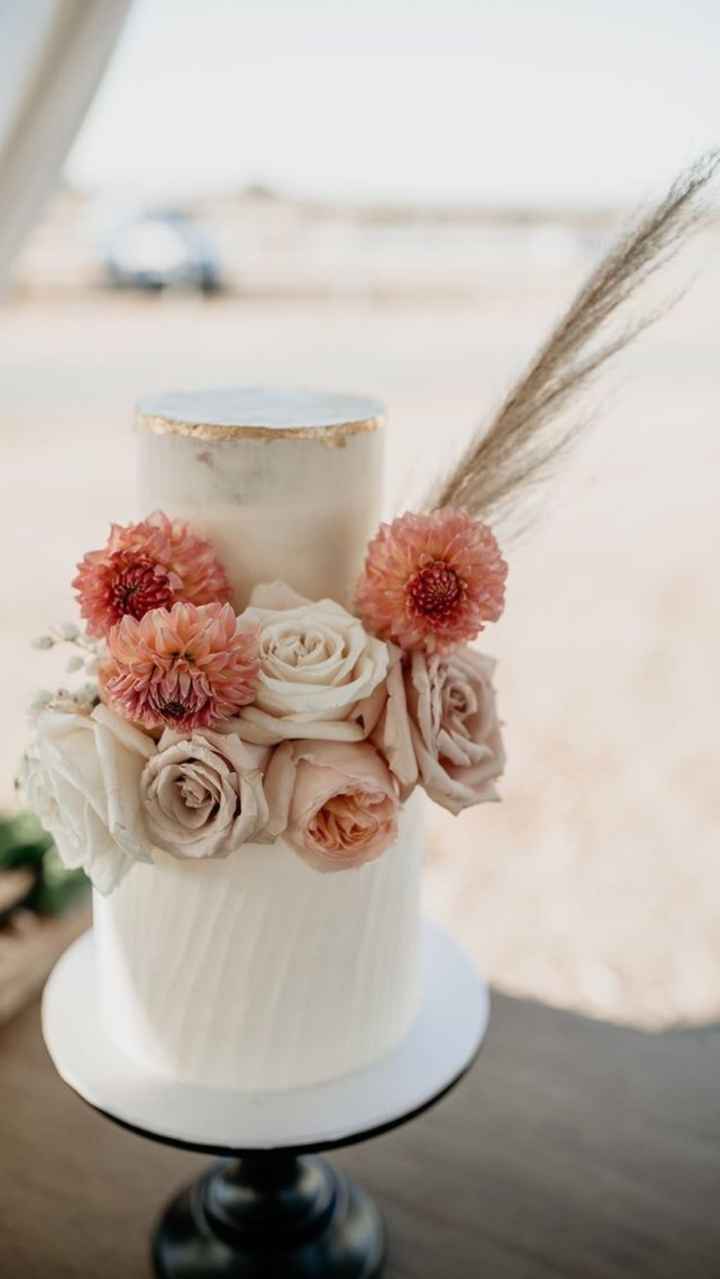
[24,386,507,1095]
[26,163,708,1120]
[95,388,424,1091]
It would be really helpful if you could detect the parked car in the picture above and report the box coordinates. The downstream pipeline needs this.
[104,209,222,294]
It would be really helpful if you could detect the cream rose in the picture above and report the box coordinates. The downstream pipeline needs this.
[140,729,269,860]
[376,647,504,815]
[21,703,156,894]
[230,582,389,745]
[263,739,399,872]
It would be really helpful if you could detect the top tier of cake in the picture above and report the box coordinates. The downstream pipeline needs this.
[136,387,385,609]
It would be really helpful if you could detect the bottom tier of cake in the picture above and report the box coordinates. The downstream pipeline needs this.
[93,794,424,1091]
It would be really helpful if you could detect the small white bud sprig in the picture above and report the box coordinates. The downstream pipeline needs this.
[30,621,103,676]
[28,620,103,722]
[28,689,54,713]
[27,682,100,722]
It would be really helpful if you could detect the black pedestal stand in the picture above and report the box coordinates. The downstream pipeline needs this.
[83,1066,474,1278]
[153,1151,384,1278]
[93,1063,474,1279]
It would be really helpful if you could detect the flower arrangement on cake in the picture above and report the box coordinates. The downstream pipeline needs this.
[20,507,508,892]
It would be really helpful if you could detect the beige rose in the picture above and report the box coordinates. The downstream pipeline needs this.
[140,729,270,859]
[376,647,504,816]
[230,582,389,745]
[263,739,399,872]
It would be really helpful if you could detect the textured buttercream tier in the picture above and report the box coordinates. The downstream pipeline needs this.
[136,387,384,610]
[93,794,424,1091]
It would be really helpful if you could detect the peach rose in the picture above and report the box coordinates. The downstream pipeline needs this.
[263,739,399,872]
[375,647,504,816]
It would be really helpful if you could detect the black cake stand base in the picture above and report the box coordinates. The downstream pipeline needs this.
[42,922,489,1278]
[154,1153,384,1278]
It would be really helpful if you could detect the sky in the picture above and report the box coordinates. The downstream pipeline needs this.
[67,0,718,207]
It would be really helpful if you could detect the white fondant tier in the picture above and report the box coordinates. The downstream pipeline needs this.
[136,387,384,610]
[93,794,424,1091]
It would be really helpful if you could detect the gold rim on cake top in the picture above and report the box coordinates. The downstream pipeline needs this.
[135,388,385,446]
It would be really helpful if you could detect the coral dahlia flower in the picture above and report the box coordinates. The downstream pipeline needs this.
[73,511,230,638]
[355,509,507,655]
[100,602,259,733]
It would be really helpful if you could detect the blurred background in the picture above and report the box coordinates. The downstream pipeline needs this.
[1,0,718,1027]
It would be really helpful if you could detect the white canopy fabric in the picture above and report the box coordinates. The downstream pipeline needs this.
[0,0,132,286]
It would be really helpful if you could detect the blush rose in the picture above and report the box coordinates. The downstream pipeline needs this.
[263,739,399,872]
[140,729,270,859]
[375,646,505,815]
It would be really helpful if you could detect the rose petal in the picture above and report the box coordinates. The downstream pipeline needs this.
[262,741,297,840]
[248,581,310,611]
[371,647,418,799]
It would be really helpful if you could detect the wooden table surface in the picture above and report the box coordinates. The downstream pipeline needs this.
[1,989,719,1278]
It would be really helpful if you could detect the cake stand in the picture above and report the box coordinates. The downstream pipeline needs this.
[42,920,489,1277]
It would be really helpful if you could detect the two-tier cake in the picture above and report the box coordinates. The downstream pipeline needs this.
[95,388,424,1091]
[24,386,507,1095]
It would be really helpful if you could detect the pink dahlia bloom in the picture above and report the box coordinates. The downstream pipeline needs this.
[100,602,260,733]
[355,508,507,654]
[73,511,231,638]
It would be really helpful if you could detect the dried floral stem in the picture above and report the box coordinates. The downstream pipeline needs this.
[427,153,719,525]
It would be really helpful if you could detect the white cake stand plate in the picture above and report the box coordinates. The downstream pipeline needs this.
[42,919,488,1153]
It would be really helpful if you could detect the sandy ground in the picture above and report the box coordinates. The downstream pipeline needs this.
[2,264,719,1029]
